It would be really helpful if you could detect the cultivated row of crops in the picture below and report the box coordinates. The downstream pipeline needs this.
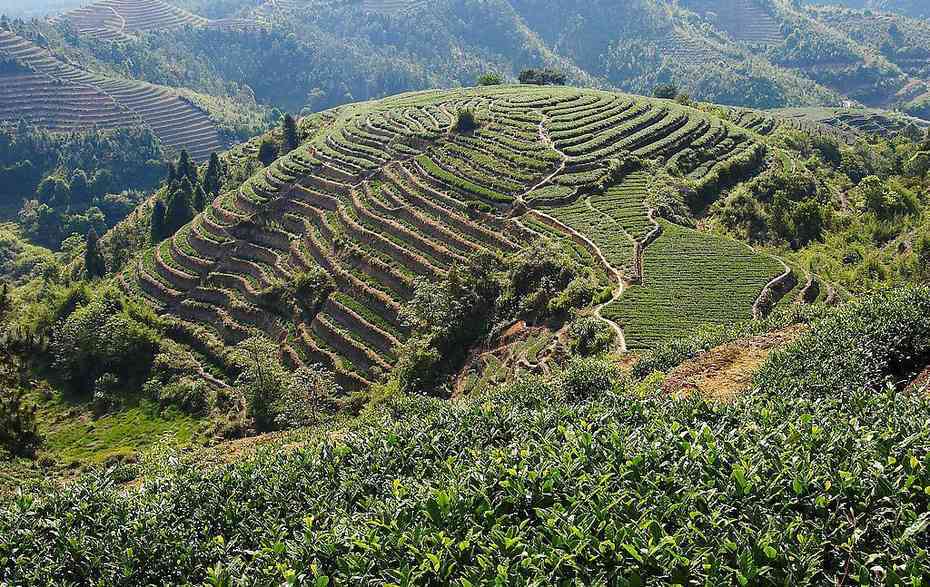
[52,0,209,41]
[604,220,785,350]
[4,287,930,584]
[127,86,801,385]
[0,29,224,160]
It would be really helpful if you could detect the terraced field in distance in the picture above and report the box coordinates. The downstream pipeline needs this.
[681,0,785,45]
[0,29,224,160]
[767,106,929,141]
[125,86,809,391]
[52,0,208,41]
[604,221,787,350]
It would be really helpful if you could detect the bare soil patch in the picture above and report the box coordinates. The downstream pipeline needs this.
[662,326,806,401]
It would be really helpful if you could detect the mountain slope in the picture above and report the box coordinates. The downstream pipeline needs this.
[123,85,805,389]
[0,27,226,160]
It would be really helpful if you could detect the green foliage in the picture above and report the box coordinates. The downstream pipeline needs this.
[605,221,784,349]
[231,338,287,432]
[518,68,566,86]
[7,317,930,583]
[453,109,478,133]
[203,153,223,197]
[276,364,341,428]
[51,288,160,396]
[756,286,930,396]
[282,114,300,155]
[164,179,195,237]
[0,388,40,459]
[258,139,278,167]
[83,228,106,279]
[568,315,616,357]
[0,125,165,249]
[653,83,679,99]
[150,200,167,244]
[476,72,504,86]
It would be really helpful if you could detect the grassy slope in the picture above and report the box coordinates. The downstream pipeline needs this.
[606,221,785,350]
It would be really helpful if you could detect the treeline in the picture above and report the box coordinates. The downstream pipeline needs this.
[150,113,298,242]
[711,121,930,291]
[150,151,222,243]
[0,124,166,249]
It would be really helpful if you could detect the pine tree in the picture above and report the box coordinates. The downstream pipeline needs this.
[258,139,278,166]
[166,161,178,184]
[84,228,106,279]
[0,283,10,321]
[193,183,207,212]
[177,150,197,184]
[282,114,300,154]
[151,199,167,243]
[204,152,223,196]
[164,179,195,236]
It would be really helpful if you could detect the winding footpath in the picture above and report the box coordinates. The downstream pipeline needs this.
[514,114,630,353]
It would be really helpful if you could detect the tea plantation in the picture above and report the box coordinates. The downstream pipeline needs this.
[122,85,796,391]
[2,287,929,584]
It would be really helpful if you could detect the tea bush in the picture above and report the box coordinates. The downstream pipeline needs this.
[3,312,930,584]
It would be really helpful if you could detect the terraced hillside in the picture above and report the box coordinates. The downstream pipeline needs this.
[681,0,785,45]
[0,29,224,160]
[768,106,928,140]
[124,86,803,389]
[52,0,208,41]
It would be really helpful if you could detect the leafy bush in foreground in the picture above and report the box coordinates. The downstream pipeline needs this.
[756,286,930,396]
[2,370,930,582]
[3,288,930,584]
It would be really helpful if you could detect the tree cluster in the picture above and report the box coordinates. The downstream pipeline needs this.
[151,151,224,242]
[518,68,566,86]
[2,125,165,249]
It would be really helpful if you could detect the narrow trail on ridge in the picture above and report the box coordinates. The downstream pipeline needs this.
[514,113,629,354]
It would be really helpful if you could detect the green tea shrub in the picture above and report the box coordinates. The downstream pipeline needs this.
[756,286,930,396]
[568,315,616,357]
[3,365,930,584]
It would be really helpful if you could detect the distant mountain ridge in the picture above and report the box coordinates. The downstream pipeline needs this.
[3,0,930,145]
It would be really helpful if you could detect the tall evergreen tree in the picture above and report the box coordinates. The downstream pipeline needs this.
[193,183,207,212]
[0,283,10,321]
[258,139,278,166]
[151,199,167,243]
[282,114,300,154]
[84,228,106,279]
[166,161,178,184]
[177,150,197,184]
[203,152,223,196]
[164,179,195,236]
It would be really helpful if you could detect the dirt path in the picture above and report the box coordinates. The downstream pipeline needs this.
[515,115,632,354]
[662,326,806,401]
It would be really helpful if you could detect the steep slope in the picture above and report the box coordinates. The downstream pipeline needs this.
[51,0,209,41]
[124,86,800,389]
[0,28,225,160]
[806,5,930,116]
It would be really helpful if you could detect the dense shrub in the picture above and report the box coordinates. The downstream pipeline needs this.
[453,109,478,133]
[3,352,930,583]
[476,72,504,86]
[568,314,616,356]
[756,286,930,396]
[518,68,566,86]
[51,288,160,395]
[0,388,40,458]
